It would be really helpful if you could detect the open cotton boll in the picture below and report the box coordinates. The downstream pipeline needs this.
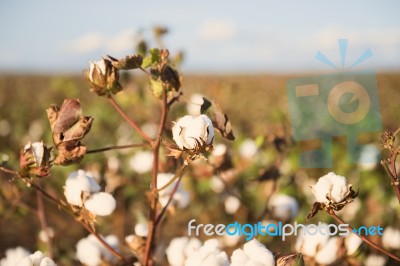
[345,232,362,256]
[172,115,214,150]
[382,227,400,249]
[364,254,387,266]
[39,257,56,266]
[0,247,30,266]
[268,194,299,220]
[134,223,149,237]
[64,170,101,206]
[315,237,340,265]
[231,239,275,266]
[231,249,248,266]
[166,237,201,266]
[76,236,102,266]
[295,224,330,257]
[212,144,227,157]
[224,196,241,214]
[311,172,348,203]
[85,192,116,216]
[100,235,119,263]
[184,239,229,266]
[129,151,154,174]
[239,139,257,159]
[186,93,204,116]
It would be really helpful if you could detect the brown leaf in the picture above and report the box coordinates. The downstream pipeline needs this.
[200,97,235,140]
[306,202,322,220]
[107,54,143,70]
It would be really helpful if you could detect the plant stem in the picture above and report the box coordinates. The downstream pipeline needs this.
[36,189,53,258]
[108,96,153,144]
[143,86,169,266]
[87,143,149,154]
[328,210,400,262]
[156,164,188,192]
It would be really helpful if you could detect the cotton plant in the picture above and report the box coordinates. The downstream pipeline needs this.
[268,194,299,221]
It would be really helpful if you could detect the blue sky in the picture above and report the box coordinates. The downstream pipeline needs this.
[0,1,399,73]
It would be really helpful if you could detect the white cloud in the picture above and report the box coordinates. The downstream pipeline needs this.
[106,29,135,54]
[199,19,237,42]
[63,32,104,54]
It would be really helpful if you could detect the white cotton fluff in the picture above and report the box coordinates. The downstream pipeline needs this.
[85,192,116,216]
[295,224,330,257]
[166,237,202,266]
[210,176,226,193]
[15,251,56,266]
[64,170,101,207]
[224,196,241,215]
[238,139,257,159]
[364,254,387,266]
[315,237,340,265]
[311,172,348,203]
[76,235,119,266]
[382,226,400,250]
[186,93,204,116]
[157,173,190,209]
[129,151,154,174]
[172,115,215,150]
[134,223,149,237]
[231,239,275,266]
[212,144,227,157]
[268,194,299,220]
[184,239,229,266]
[0,247,30,266]
[24,142,45,166]
[345,232,362,256]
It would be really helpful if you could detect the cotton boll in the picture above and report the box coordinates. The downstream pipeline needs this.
[345,232,362,256]
[295,224,330,257]
[210,176,225,193]
[364,254,387,266]
[101,235,119,263]
[184,238,202,257]
[64,170,101,206]
[157,173,190,209]
[134,223,149,237]
[311,172,348,203]
[39,257,56,266]
[166,237,191,266]
[38,228,55,243]
[184,239,228,266]
[16,257,32,266]
[0,247,30,266]
[382,227,400,250]
[172,115,214,150]
[76,236,102,266]
[27,251,44,266]
[315,237,340,265]
[174,189,190,208]
[268,194,299,220]
[221,231,241,248]
[129,151,154,174]
[242,239,275,266]
[224,196,241,215]
[239,139,257,159]
[157,173,176,196]
[186,94,204,116]
[212,144,227,157]
[141,122,158,139]
[231,249,248,266]
[85,192,116,216]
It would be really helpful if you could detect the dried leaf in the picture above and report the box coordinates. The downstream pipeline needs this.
[107,54,143,70]
[306,202,322,220]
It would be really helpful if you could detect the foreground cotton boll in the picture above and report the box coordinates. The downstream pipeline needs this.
[184,239,229,266]
[166,237,202,266]
[64,170,101,206]
[85,192,116,216]
[345,232,362,256]
[134,223,149,237]
[129,151,154,174]
[224,195,241,215]
[238,139,257,159]
[16,251,56,266]
[311,172,349,204]
[295,224,330,257]
[382,226,400,249]
[76,235,119,266]
[172,114,215,150]
[315,237,340,265]
[231,239,275,266]
[0,247,30,266]
[268,194,299,221]
[186,93,204,116]
[157,173,190,208]
[364,254,387,266]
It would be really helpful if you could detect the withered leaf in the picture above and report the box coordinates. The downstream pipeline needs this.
[53,99,82,135]
[306,202,322,220]
[107,54,143,70]
[200,97,235,140]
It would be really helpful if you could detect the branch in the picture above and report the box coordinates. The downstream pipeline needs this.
[328,210,400,262]
[107,96,153,144]
[36,189,53,258]
[86,143,149,154]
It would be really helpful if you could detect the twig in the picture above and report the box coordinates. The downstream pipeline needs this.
[328,210,400,262]
[156,164,188,192]
[107,96,153,144]
[87,143,149,154]
[36,189,53,258]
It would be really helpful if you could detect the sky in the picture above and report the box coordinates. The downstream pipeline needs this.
[0,1,399,73]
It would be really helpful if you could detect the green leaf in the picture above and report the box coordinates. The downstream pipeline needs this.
[141,48,160,68]
[149,77,163,98]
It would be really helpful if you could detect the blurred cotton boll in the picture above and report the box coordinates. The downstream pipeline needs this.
[382,227,400,250]
[134,223,149,237]
[238,139,257,159]
[345,232,362,256]
[358,144,380,171]
[172,114,214,150]
[231,239,275,266]
[268,194,299,221]
[224,195,241,215]
[186,93,204,116]
[157,173,190,208]
[166,237,201,266]
[129,151,154,174]
[141,122,158,139]
[337,197,360,221]
[85,192,116,216]
[76,235,119,266]
[314,237,340,265]
[364,254,387,266]
[64,170,101,207]
[311,172,349,204]
[0,247,30,266]
[295,224,330,257]
[184,239,229,266]
[16,251,56,266]
[210,176,225,193]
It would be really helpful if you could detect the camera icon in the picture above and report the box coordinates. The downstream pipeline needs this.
[287,45,382,168]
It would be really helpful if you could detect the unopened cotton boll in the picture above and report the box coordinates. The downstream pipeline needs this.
[172,115,214,150]
[315,237,340,265]
[364,254,387,266]
[224,195,241,214]
[0,247,30,266]
[129,151,154,174]
[186,93,204,116]
[311,172,348,204]
[295,224,330,257]
[345,232,362,256]
[231,239,275,266]
[239,139,257,159]
[269,194,299,220]
[382,227,400,250]
[85,192,116,216]
[64,170,101,207]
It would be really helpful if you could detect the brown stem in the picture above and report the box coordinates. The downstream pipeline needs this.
[87,143,149,154]
[36,189,53,258]
[143,85,169,266]
[328,210,400,262]
[389,151,400,204]
[108,96,153,144]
